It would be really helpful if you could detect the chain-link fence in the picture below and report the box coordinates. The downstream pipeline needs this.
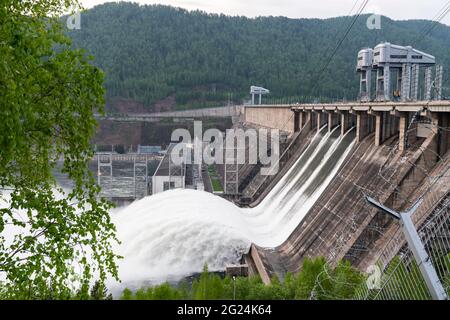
[354,196,449,300]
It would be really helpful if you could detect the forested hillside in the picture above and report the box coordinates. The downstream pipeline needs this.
[68,2,450,111]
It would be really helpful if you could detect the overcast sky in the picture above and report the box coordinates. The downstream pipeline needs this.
[81,0,450,26]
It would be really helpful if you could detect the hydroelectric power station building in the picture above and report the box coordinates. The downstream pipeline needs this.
[357,42,442,102]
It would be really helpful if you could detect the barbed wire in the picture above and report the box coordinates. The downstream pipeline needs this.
[307,194,449,300]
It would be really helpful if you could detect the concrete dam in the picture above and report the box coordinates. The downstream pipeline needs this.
[240,101,450,283]
[108,100,449,293]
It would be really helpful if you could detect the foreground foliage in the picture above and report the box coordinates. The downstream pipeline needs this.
[121,258,365,300]
[0,0,119,299]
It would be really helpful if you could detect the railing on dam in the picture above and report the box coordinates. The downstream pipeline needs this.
[245,100,450,113]
[95,105,244,121]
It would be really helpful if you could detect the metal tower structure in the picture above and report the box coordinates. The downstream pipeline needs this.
[168,143,186,191]
[224,144,239,195]
[97,153,112,186]
[424,67,433,100]
[411,64,420,101]
[133,155,148,198]
[356,48,373,102]
[250,86,270,105]
[401,63,412,101]
[434,64,444,101]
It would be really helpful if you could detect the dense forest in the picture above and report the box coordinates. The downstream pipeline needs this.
[68,2,450,111]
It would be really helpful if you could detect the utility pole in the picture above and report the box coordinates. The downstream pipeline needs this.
[365,196,448,300]
[233,276,236,300]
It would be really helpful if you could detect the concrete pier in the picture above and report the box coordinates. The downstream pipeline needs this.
[294,111,301,132]
[356,111,370,142]
[374,112,383,146]
[315,111,325,132]
[298,111,312,134]
[327,111,339,132]
[340,111,353,136]
[398,112,408,152]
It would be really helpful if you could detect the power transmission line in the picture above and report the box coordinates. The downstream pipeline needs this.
[413,0,450,43]
[314,0,364,83]
[286,0,364,103]
[329,0,364,47]
[422,2,450,36]
[256,1,370,134]
[428,0,450,24]
[310,0,370,98]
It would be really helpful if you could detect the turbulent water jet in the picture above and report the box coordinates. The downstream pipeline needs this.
[110,126,356,291]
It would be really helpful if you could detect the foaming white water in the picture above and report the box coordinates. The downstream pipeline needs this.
[242,127,355,246]
[111,127,356,289]
[111,190,253,288]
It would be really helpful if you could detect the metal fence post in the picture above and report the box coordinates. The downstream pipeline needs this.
[366,196,448,300]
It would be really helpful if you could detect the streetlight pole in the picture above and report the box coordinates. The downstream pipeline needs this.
[233,276,236,300]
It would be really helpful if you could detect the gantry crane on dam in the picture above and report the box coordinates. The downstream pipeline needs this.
[357,42,443,102]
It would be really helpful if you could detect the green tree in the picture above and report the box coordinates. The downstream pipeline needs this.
[89,281,113,300]
[294,257,330,299]
[0,0,119,299]
[152,282,182,300]
[121,288,133,300]
[192,264,225,300]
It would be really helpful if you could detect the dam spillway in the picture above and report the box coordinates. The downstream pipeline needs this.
[110,125,356,289]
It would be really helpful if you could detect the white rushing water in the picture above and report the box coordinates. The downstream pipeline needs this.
[109,126,356,291]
